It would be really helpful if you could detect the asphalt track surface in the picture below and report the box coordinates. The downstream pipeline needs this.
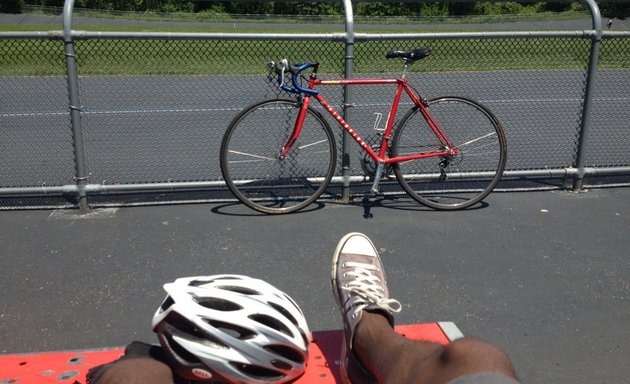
[2,12,630,384]
[1,187,630,384]
[2,13,629,186]
[4,11,630,186]
[2,69,610,185]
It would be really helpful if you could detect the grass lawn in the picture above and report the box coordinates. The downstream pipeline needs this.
[0,11,627,76]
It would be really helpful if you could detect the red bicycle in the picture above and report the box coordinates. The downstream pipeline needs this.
[220,48,507,214]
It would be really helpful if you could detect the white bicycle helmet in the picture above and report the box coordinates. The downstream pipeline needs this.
[152,275,311,383]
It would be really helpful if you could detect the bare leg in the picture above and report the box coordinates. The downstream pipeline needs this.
[331,233,519,384]
[354,311,518,384]
[87,357,174,384]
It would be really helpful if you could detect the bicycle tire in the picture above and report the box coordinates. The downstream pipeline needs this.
[220,98,336,214]
[392,96,507,210]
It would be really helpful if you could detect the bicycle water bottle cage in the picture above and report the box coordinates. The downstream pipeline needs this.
[276,60,319,96]
[386,48,431,64]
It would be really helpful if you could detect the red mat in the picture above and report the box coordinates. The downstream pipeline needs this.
[0,322,462,383]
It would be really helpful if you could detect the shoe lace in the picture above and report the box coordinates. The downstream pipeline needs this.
[342,261,402,317]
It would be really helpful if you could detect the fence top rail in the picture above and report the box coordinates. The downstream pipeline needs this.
[1,30,605,42]
[603,31,630,38]
[355,30,596,41]
[0,31,57,39]
[65,31,348,41]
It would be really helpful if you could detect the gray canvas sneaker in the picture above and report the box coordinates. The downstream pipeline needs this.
[331,232,402,384]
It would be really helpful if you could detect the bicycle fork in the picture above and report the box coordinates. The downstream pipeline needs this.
[280,96,309,160]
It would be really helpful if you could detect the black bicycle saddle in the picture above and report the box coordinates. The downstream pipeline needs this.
[385,48,431,62]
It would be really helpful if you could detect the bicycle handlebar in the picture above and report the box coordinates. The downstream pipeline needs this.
[268,59,319,96]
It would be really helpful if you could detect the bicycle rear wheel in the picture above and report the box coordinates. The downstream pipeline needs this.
[220,98,336,214]
[392,96,507,210]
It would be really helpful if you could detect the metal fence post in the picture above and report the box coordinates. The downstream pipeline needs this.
[573,0,603,190]
[63,0,91,212]
[341,0,354,203]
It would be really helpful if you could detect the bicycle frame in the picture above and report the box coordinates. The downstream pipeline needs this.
[222,53,506,213]
[281,75,459,168]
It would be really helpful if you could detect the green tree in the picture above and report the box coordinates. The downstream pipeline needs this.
[0,0,24,13]
[419,2,449,17]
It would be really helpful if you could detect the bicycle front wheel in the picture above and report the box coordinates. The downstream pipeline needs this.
[392,96,507,210]
[220,98,336,214]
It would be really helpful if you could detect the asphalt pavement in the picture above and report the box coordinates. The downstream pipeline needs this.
[1,187,629,384]
[1,10,630,384]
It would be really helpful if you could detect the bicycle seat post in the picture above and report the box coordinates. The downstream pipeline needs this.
[401,61,410,79]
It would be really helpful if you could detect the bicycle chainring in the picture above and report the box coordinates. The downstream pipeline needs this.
[361,147,394,179]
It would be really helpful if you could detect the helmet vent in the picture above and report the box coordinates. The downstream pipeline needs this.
[188,278,216,287]
[160,296,175,311]
[268,302,298,326]
[231,362,284,381]
[218,285,261,295]
[206,319,257,340]
[165,313,229,350]
[270,359,292,370]
[248,314,292,337]
[164,332,203,364]
[194,296,242,311]
[265,345,305,364]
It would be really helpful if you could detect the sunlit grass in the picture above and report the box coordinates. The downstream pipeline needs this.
[0,11,626,77]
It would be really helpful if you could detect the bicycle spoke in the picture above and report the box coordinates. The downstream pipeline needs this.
[220,99,336,214]
[456,131,497,148]
[298,139,328,150]
[227,150,277,162]
[392,96,506,210]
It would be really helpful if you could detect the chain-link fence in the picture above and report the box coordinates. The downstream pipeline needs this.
[1,0,629,210]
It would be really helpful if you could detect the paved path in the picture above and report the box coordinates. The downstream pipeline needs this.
[1,187,629,384]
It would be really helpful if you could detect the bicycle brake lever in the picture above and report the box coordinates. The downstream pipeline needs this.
[278,59,289,88]
[267,61,277,81]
